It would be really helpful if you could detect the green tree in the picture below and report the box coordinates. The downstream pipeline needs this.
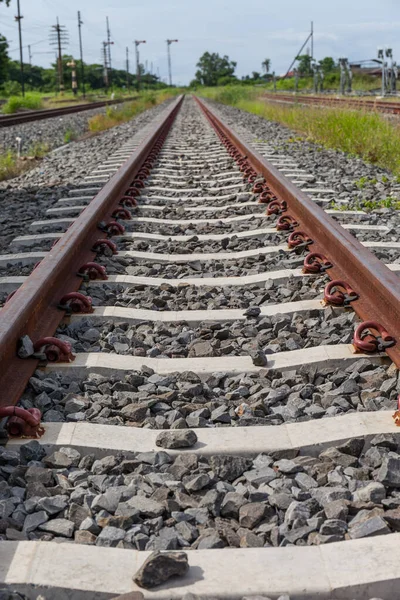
[262,58,271,74]
[296,54,313,76]
[318,56,336,74]
[194,52,237,86]
[0,34,9,85]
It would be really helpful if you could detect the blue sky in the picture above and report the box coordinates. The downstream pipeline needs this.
[1,0,400,85]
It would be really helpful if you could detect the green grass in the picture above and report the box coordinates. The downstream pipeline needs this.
[2,92,44,114]
[198,86,400,176]
[0,142,50,181]
[88,90,180,133]
[64,129,78,144]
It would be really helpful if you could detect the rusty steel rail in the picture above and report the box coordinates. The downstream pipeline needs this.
[0,95,184,408]
[262,92,400,115]
[195,95,400,366]
[0,96,138,128]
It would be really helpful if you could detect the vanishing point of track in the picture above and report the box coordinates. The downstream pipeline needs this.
[1,95,400,598]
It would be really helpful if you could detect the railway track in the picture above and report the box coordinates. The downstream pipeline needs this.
[0,96,136,128]
[0,95,400,598]
[263,92,400,115]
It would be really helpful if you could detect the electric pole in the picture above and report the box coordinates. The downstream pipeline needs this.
[50,18,68,94]
[126,46,130,91]
[77,11,85,97]
[103,41,109,89]
[311,21,314,60]
[166,39,178,86]
[106,17,112,86]
[134,40,146,92]
[15,0,24,96]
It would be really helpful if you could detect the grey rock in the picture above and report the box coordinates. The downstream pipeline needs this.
[377,457,400,487]
[353,482,386,504]
[23,510,48,533]
[210,456,252,482]
[156,429,197,449]
[39,518,75,537]
[239,503,269,528]
[348,516,390,539]
[128,496,164,518]
[133,550,189,588]
[96,526,126,547]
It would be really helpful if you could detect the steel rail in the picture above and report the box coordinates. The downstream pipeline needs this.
[0,96,138,128]
[195,95,400,366]
[0,95,184,408]
[262,92,400,115]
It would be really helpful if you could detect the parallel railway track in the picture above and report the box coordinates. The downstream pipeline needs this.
[0,96,136,128]
[263,91,400,115]
[0,95,400,598]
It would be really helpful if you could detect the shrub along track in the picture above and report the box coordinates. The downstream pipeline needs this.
[0,95,400,599]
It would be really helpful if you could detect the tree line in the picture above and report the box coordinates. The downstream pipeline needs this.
[0,33,166,95]
[192,52,339,87]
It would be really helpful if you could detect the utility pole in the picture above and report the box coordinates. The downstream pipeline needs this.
[15,0,24,96]
[166,39,178,86]
[106,17,112,85]
[28,45,32,66]
[310,21,314,60]
[126,46,130,91]
[77,11,85,97]
[134,40,146,92]
[50,18,68,94]
[103,41,109,89]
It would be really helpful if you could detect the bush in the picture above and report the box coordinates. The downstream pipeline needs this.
[1,81,22,97]
[2,93,44,114]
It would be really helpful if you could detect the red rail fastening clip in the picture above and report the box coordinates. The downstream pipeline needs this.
[112,207,132,220]
[303,252,333,273]
[252,182,266,194]
[92,239,118,255]
[104,221,125,236]
[58,292,93,314]
[119,196,138,207]
[130,180,145,190]
[324,280,358,306]
[267,200,287,215]
[77,262,108,280]
[276,215,299,231]
[393,394,400,426]
[0,406,44,438]
[353,321,395,353]
[258,191,274,204]
[33,337,75,362]
[287,231,313,249]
